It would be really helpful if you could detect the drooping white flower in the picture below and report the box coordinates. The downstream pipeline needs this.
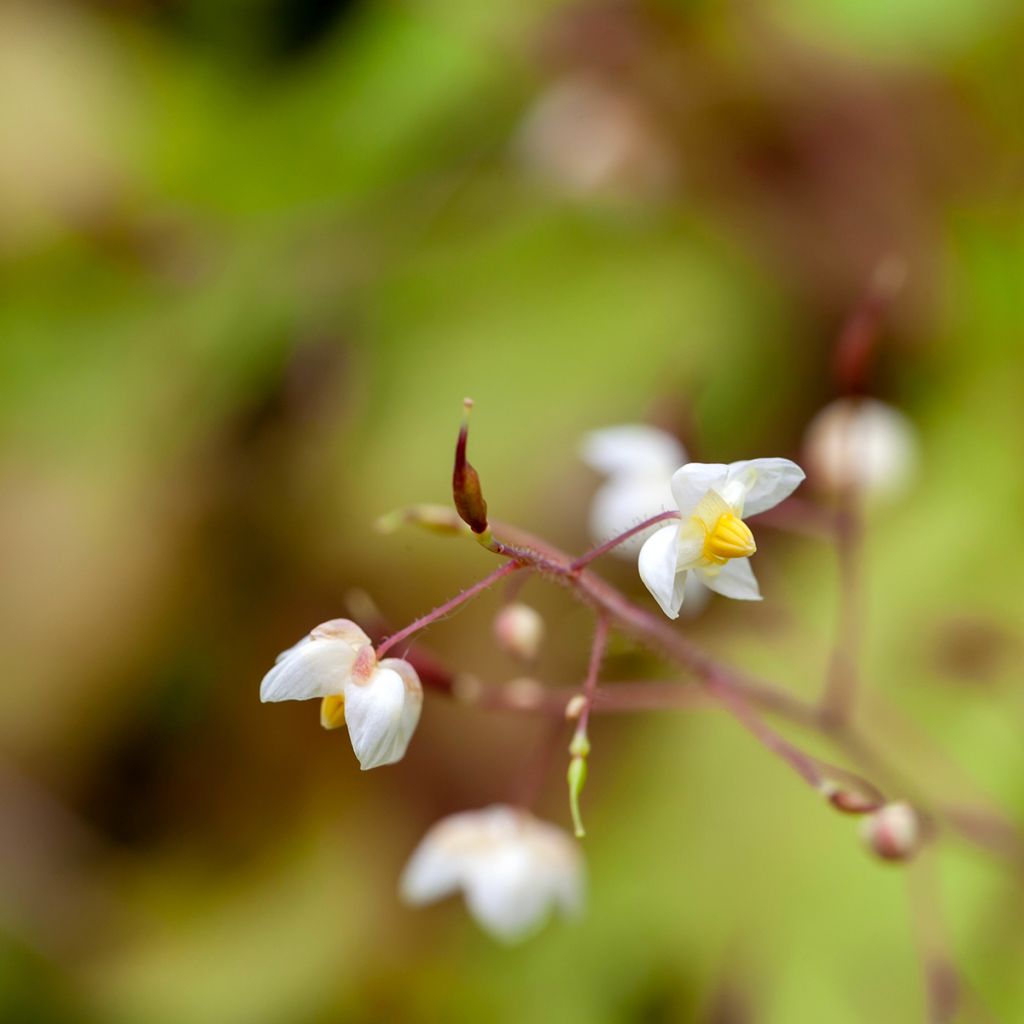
[581,424,687,557]
[400,805,584,943]
[803,398,918,500]
[259,619,422,770]
[638,458,805,618]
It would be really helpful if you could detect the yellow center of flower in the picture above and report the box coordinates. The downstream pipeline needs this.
[320,694,346,730]
[703,511,756,564]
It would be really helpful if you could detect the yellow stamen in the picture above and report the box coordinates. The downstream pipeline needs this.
[703,512,756,564]
[320,694,346,730]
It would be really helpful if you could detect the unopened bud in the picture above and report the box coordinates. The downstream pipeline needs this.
[804,398,918,501]
[565,694,586,720]
[452,398,489,535]
[861,801,920,862]
[493,603,544,661]
[567,755,588,839]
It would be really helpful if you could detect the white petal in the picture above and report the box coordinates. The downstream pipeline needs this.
[344,665,419,770]
[580,424,686,478]
[463,843,554,943]
[638,525,686,619]
[698,557,761,600]
[379,657,423,761]
[588,476,677,557]
[723,458,805,516]
[259,633,362,703]
[399,814,478,906]
[670,463,730,516]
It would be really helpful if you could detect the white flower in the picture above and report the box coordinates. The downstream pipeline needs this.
[581,424,687,557]
[638,458,805,618]
[259,619,422,770]
[493,603,545,661]
[400,805,584,943]
[803,398,918,500]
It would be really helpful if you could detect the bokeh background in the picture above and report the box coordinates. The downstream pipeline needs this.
[2,0,1023,1021]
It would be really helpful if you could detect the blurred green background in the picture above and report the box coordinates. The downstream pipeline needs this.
[1,0,1023,1021]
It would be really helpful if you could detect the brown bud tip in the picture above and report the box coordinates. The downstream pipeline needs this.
[861,801,920,862]
[452,402,489,534]
[828,788,883,815]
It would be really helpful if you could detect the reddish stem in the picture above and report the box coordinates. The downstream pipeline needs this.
[569,511,681,571]
[574,615,611,740]
[375,560,521,659]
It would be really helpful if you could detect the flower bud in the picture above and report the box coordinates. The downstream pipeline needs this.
[493,603,544,661]
[861,801,920,862]
[452,398,489,535]
[567,755,588,839]
[803,398,917,500]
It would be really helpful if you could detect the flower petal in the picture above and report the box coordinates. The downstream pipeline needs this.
[259,633,361,702]
[698,557,761,600]
[344,664,420,770]
[463,843,554,943]
[399,814,476,906]
[670,463,730,516]
[638,525,686,619]
[589,476,677,557]
[723,458,805,516]
[580,425,686,478]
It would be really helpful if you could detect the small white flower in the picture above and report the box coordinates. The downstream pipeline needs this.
[638,458,805,618]
[581,424,687,557]
[493,603,545,661]
[400,805,584,943]
[804,398,918,500]
[259,619,422,770]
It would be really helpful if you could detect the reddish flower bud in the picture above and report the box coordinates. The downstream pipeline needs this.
[861,801,920,862]
[452,398,489,535]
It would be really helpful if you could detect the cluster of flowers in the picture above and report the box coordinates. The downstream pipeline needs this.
[260,397,917,942]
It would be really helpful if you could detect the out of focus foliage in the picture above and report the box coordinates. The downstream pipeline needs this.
[1,1,1022,1022]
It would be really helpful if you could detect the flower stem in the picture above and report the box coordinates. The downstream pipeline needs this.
[375,560,522,659]
[569,511,680,571]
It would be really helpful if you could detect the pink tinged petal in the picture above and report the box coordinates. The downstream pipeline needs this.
[344,666,418,770]
[638,525,686,619]
[580,424,686,478]
[698,557,761,600]
[259,634,361,702]
[670,463,730,516]
[724,458,805,517]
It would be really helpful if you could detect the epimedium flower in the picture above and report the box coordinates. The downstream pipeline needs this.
[638,458,805,618]
[259,619,422,770]
[399,805,584,943]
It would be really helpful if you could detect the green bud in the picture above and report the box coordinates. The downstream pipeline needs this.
[567,755,588,839]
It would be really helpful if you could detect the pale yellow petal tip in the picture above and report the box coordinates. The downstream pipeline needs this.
[703,512,756,563]
[320,694,346,730]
